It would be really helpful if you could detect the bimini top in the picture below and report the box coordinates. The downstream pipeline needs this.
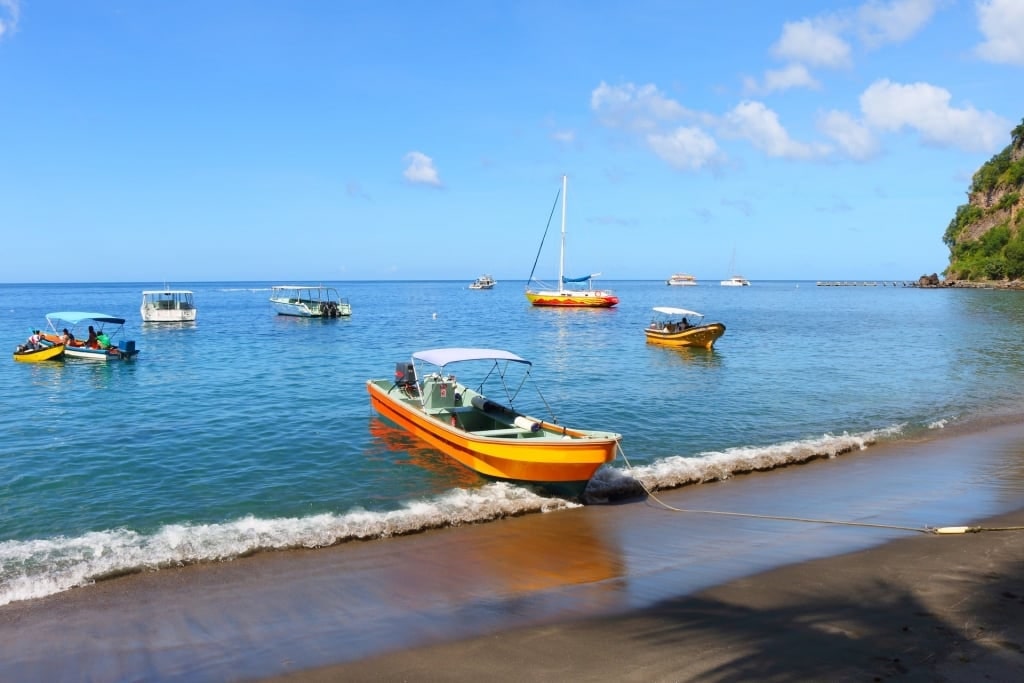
[46,311,127,325]
[653,306,703,318]
[412,348,530,367]
[142,290,193,295]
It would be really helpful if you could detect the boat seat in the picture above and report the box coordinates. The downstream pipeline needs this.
[474,428,532,437]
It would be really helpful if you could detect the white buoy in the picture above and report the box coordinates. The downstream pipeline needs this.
[432,312,437,319]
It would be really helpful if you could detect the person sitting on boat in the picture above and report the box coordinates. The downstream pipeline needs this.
[96,330,111,349]
[680,317,691,329]
[85,325,99,349]
[60,328,74,345]
[25,330,43,350]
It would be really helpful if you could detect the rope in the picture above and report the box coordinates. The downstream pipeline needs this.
[613,443,1024,536]
[525,186,561,287]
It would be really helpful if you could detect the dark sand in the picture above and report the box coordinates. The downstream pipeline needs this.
[2,420,1024,682]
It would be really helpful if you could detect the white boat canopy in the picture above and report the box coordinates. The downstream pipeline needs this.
[652,306,703,318]
[413,348,531,367]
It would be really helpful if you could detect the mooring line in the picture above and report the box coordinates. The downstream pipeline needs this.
[613,443,1023,536]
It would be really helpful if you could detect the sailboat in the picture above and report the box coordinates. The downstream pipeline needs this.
[525,175,619,308]
[720,249,750,286]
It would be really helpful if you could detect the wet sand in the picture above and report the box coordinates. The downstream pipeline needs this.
[2,420,1024,681]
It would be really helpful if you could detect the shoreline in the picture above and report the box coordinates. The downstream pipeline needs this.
[2,419,1024,681]
[275,508,1024,682]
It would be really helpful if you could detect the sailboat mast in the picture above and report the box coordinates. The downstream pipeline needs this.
[559,174,567,292]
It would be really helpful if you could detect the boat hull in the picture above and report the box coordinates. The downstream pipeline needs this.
[13,344,64,362]
[64,345,139,362]
[366,380,619,493]
[525,291,619,308]
[141,307,197,323]
[645,323,726,349]
[270,301,352,317]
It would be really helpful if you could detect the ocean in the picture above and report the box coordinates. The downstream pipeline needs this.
[3,279,1024,607]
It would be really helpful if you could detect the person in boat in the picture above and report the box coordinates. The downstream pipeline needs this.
[680,317,691,329]
[86,325,99,349]
[60,328,74,345]
[24,330,43,350]
[96,330,111,349]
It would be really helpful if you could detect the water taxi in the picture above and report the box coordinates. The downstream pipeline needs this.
[367,348,621,497]
[644,307,726,349]
[469,275,496,290]
[270,285,352,317]
[666,273,697,286]
[141,289,197,323]
[45,312,140,361]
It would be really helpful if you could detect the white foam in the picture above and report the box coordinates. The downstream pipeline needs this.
[0,483,577,607]
[584,425,905,501]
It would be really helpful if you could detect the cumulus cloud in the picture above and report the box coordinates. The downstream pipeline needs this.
[402,151,442,187]
[975,0,1024,65]
[856,0,938,48]
[646,127,721,171]
[0,0,20,40]
[860,79,1009,151]
[590,81,691,132]
[723,101,828,160]
[771,18,852,68]
[818,110,878,160]
[743,63,821,95]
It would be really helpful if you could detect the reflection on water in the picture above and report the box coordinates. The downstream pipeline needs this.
[367,418,483,490]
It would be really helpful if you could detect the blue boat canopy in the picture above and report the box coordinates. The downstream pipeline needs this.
[412,348,531,367]
[46,312,127,325]
[561,273,601,284]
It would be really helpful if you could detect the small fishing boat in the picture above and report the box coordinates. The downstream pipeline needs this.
[13,337,64,362]
[140,289,197,323]
[644,307,726,349]
[367,348,622,496]
[270,285,352,317]
[468,275,496,290]
[45,312,140,362]
[666,273,697,286]
[525,175,619,308]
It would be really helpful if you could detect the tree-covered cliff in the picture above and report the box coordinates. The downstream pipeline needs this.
[944,119,1024,281]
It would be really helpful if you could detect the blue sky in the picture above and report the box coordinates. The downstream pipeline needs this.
[2,0,1023,283]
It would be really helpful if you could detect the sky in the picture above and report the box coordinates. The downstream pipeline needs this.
[2,0,1023,283]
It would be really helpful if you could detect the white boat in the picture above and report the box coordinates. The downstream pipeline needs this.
[270,285,352,317]
[45,312,140,362]
[720,275,750,287]
[469,275,496,290]
[525,175,619,308]
[666,273,697,286]
[140,289,197,323]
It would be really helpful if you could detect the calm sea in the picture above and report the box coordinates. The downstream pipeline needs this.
[2,279,1024,606]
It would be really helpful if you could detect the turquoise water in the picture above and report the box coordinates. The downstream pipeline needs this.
[2,279,1024,605]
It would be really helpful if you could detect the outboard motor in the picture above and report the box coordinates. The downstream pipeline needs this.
[394,362,417,387]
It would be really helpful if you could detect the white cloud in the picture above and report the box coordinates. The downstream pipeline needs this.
[743,63,821,95]
[646,127,721,171]
[590,81,690,131]
[771,19,852,68]
[975,0,1024,65]
[723,101,828,160]
[0,0,20,40]
[860,79,1009,151]
[402,151,442,187]
[857,0,938,47]
[551,130,575,144]
[818,110,879,160]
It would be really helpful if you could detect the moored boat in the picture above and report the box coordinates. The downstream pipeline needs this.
[141,289,197,323]
[270,285,352,317]
[45,312,140,362]
[367,348,622,497]
[720,275,750,287]
[666,273,697,286]
[644,307,726,349]
[525,175,619,308]
[468,275,496,290]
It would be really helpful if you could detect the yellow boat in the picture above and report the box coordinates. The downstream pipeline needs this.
[13,340,64,362]
[367,348,621,497]
[644,306,726,350]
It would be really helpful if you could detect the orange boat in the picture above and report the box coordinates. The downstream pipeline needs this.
[644,307,726,350]
[366,348,621,497]
[525,175,619,308]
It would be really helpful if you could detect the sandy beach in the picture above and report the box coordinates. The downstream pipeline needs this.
[2,419,1024,682]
